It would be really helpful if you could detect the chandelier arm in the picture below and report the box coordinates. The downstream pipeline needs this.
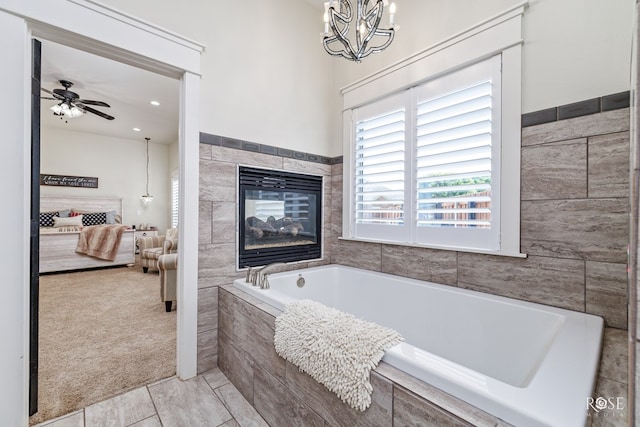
[322,0,395,62]
[323,37,351,60]
[362,0,382,22]
[356,1,384,59]
[361,28,394,58]
[327,9,359,61]
[337,0,353,21]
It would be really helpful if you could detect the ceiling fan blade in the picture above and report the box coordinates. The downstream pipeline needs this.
[52,88,68,97]
[77,99,111,108]
[41,88,64,100]
[77,104,115,121]
[42,96,58,101]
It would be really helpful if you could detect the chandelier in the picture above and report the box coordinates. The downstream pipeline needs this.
[141,137,154,207]
[322,0,396,62]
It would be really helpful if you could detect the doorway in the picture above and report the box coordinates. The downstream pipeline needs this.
[0,2,203,423]
[31,37,181,422]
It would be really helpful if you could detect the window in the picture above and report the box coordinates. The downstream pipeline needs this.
[171,171,179,228]
[342,6,523,256]
[353,92,409,241]
[350,56,501,251]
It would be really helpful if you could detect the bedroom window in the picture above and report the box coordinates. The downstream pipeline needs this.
[171,171,179,228]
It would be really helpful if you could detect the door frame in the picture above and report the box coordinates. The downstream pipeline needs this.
[0,1,204,423]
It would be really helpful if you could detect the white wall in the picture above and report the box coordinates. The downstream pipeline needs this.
[329,0,633,156]
[0,9,29,427]
[168,140,179,174]
[41,128,171,233]
[100,0,633,158]
[99,0,335,157]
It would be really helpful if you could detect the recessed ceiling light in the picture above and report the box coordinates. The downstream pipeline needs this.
[150,100,160,106]
[133,128,141,132]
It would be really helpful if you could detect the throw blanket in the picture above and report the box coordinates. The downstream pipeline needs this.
[76,224,127,261]
[274,299,404,411]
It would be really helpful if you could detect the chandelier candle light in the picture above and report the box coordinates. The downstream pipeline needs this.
[323,0,396,62]
[141,137,154,207]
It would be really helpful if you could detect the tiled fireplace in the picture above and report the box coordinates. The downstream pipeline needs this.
[238,166,323,268]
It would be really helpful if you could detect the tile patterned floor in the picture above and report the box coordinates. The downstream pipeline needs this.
[33,368,269,427]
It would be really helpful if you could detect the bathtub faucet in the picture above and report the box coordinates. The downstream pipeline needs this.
[246,267,258,286]
[255,262,287,289]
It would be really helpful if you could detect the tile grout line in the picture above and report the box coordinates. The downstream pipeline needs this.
[144,384,163,427]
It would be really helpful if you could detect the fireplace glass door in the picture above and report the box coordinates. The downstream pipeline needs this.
[239,166,322,268]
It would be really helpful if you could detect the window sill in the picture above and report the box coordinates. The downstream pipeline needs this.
[337,236,528,259]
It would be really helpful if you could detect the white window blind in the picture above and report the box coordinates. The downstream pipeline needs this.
[348,55,502,251]
[415,80,493,229]
[351,93,411,242]
[355,108,405,225]
[171,172,179,228]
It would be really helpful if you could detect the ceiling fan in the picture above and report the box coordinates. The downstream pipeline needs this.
[41,79,115,121]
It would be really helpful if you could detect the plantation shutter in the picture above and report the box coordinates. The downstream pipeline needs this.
[354,100,405,226]
[415,80,493,228]
[349,55,501,250]
[171,173,179,228]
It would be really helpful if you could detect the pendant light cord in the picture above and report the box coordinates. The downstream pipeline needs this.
[145,137,150,195]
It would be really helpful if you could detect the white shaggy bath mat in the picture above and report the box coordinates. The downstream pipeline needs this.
[274,299,404,411]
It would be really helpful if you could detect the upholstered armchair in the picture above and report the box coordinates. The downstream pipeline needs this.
[158,253,177,312]
[138,228,178,273]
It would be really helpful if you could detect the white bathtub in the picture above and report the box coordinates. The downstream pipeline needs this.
[234,264,603,427]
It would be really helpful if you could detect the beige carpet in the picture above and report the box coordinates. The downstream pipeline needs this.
[29,262,176,425]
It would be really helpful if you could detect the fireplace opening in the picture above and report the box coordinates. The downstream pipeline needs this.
[238,166,322,268]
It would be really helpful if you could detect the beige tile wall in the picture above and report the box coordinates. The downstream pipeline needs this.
[198,107,631,419]
[197,144,332,373]
[329,108,630,330]
[218,285,509,426]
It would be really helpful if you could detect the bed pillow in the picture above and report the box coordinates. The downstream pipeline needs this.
[81,212,108,226]
[105,210,118,224]
[39,211,59,227]
[53,215,83,227]
[57,209,71,218]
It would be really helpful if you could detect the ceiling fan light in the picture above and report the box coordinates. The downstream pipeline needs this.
[50,104,62,114]
[68,106,84,118]
[60,103,70,112]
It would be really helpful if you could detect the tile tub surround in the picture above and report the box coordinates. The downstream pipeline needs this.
[219,284,627,426]
[197,142,333,372]
[198,97,629,372]
[218,285,511,427]
[330,107,630,329]
[197,93,629,403]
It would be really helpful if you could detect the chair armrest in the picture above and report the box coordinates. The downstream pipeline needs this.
[163,238,178,254]
[158,253,178,271]
[138,235,166,251]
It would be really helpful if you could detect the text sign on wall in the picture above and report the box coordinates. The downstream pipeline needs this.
[40,174,99,188]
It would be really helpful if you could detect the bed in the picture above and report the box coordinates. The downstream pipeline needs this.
[39,196,135,273]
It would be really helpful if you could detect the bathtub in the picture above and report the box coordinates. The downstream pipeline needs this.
[234,264,603,427]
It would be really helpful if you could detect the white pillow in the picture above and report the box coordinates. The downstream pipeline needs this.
[53,215,83,227]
